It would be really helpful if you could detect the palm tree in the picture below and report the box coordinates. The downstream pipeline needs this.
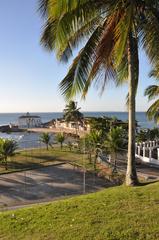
[104,127,127,172]
[0,139,18,170]
[40,133,51,150]
[40,1,159,186]
[63,101,83,135]
[82,130,102,169]
[67,141,73,151]
[81,135,93,163]
[136,130,148,143]
[145,70,159,123]
[56,133,65,149]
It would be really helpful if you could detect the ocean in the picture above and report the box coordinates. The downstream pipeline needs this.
[0,112,157,147]
[0,112,157,129]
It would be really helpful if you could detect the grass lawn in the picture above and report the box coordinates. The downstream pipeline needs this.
[0,147,94,174]
[1,182,159,240]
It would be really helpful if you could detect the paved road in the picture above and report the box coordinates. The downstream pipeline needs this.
[0,163,110,209]
[117,156,159,180]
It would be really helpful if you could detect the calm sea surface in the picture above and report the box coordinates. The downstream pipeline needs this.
[0,112,157,129]
[0,112,157,147]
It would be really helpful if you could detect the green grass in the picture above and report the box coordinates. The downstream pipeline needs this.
[0,147,94,174]
[1,182,159,240]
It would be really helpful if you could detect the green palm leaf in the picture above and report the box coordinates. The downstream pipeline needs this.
[147,99,159,123]
[144,85,159,100]
[59,26,102,100]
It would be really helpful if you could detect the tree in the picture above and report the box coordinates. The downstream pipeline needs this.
[136,128,159,143]
[40,1,159,186]
[88,117,112,140]
[0,139,18,170]
[104,127,127,172]
[80,130,102,169]
[56,133,65,149]
[63,101,83,135]
[40,132,51,150]
[145,69,159,124]
[67,141,73,151]
[136,130,148,143]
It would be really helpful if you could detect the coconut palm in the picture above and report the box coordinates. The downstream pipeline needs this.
[145,69,159,123]
[56,133,65,149]
[104,127,127,172]
[136,130,148,143]
[40,0,159,185]
[81,130,103,169]
[0,139,18,170]
[40,133,51,150]
[63,101,83,135]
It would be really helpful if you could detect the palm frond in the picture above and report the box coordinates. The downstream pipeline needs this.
[144,85,159,100]
[141,8,159,64]
[86,13,120,93]
[116,53,128,85]
[39,0,50,17]
[41,2,103,61]
[146,99,159,123]
[149,65,159,80]
[59,27,102,100]
[114,3,133,66]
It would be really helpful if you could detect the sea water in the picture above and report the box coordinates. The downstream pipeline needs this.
[0,112,157,148]
[0,112,157,129]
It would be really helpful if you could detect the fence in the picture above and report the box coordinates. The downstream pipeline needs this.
[135,140,159,165]
[0,140,107,210]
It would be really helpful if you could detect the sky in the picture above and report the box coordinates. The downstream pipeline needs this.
[0,0,156,113]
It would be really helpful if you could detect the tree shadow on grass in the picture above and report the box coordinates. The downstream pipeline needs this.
[138,180,159,186]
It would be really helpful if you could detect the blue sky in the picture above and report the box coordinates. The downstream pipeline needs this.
[0,0,156,113]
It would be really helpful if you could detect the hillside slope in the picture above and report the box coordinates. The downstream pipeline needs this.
[1,183,159,240]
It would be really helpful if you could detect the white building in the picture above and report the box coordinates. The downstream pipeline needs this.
[18,113,41,128]
[55,119,90,132]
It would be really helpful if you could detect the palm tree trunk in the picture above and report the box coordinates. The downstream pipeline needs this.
[88,152,92,164]
[5,157,8,170]
[113,153,117,172]
[126,33,138,186]
[75,121,78,137]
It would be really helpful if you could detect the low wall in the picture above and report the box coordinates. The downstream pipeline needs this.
[136,154,159,165]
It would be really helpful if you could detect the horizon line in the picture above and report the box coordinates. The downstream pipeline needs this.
[0,111,147,114]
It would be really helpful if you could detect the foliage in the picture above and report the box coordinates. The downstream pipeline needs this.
[0,138,18,170]
[136,128,159,142]
[40,0,159,100]
[88,116,128,138]
[145,69,159,123]
[40,132,52,150]
[56,133,65,149]
[1,182,159,239]
[88,117,111,140]
[40,0,159,185]
[136,130,148,143]
[63,101,83,122]
[63,101,83,135]
[104,127,127,171]
[80,130,103,169]
[67,141,73,151]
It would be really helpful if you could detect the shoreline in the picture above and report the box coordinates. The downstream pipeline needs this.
[28,127,89,137]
